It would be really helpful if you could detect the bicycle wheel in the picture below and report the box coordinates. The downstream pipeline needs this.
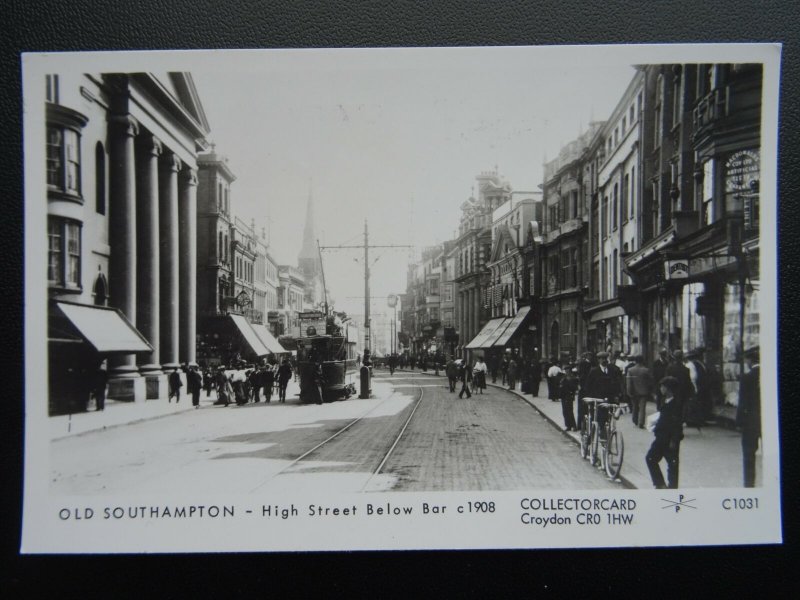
[589,422,599,466]
[604,429,624,480]
[580,416,590,459]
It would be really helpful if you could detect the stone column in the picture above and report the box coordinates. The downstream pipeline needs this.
[473,287,480,359]
[107,113,145,402]
[468,288,474,340]
[179,167,198,365]
[459,291,465,358]
[136,134,163,398]
[159,151,181,372]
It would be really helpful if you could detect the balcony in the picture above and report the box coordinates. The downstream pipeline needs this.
[672,210,700,239]
[693,87,728,137]
[543,217,583,245]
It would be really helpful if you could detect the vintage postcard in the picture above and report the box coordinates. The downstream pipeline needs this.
[22,44,781,552]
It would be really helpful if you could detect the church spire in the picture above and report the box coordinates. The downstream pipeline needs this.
[298,185,317,262]
[298,183,323,308]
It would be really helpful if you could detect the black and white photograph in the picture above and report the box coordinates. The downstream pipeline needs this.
[21,44,781,552]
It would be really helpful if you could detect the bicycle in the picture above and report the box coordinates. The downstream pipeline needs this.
[597,400,626,480]
[579,397,605,466]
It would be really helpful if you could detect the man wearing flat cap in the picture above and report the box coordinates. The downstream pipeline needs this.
[737,345,761,487]
[646,375,684,488]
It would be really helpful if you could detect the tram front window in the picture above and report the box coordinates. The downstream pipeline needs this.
[298,338,331,363]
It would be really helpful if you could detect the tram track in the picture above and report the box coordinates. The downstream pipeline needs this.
[248,373,426,493]
[360,375,425,491]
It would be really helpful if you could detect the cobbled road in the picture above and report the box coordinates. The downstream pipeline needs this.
[372,372,620,491]
[50,371,620,494]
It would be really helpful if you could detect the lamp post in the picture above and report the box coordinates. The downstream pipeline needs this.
[387,294,398,355]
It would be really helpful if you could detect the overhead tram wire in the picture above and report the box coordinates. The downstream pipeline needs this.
[319,220,412,353]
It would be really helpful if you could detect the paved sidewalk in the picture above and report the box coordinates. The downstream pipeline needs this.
[397,368,759,489]
[48,378,303,440]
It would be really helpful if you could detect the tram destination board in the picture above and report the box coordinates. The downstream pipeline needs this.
[21,43,782,554]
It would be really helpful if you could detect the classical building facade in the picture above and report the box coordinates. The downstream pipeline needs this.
[455,170,509,360]
[46,72,209,413]
[195,150,286,366]
[584,71,645,355]
[475,191,542,361]
[539,123,603,363]
[440,241,459,357]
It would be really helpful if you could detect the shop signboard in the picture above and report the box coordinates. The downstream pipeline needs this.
[664,259,689,280]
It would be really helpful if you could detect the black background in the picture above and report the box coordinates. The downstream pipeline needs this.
[2,1,797,596]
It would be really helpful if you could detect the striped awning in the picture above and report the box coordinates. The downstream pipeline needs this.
[492,305,531,347]
[229,314,270,357]
[465,317,507,349]
[483,317,513,347]
[250,322,288,354]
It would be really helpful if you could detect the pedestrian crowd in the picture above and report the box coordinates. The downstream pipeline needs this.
[401,343,761,490]
[184,357,295,407]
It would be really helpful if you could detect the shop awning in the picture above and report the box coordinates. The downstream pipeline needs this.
[229,314,270,357]
[52,302,153,354]
[465,317,507,349]
[589,305,626,323]
[492,305,531,347]
[481,317,512,348]
[250,323,288,354]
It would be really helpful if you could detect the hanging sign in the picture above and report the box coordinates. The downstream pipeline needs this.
[664,259,689,280]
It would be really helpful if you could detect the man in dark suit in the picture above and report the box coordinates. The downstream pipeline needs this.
[93,364,108,411]
[187,365,203,409]
[583,351,622,435]
[737,346,761,487]
[687,348,712,423]
[645,375,684,489]
[168,368,182,403]
[666,350,693,421]
[445,357,458,393]
[576,351,594,425]
[652,348,669,409]
[457,360,472,398]
[626,355,654,428]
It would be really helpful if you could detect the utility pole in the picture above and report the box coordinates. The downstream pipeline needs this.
[365,220,370,352]
[320,219,412,353]
[316,239,329,317]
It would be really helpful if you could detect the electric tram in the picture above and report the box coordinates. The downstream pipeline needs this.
[293,314,359,403]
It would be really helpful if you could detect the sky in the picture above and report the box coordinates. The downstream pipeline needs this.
[190,48,638,317]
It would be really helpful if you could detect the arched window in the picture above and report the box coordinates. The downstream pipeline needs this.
[93,271,108,305]
[95,142,106,215]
